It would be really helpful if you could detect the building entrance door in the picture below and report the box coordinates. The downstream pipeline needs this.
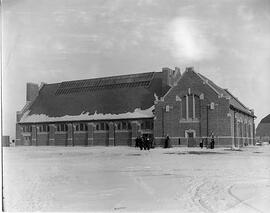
[187,131,196,147]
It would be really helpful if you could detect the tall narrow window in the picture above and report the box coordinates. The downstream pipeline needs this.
[195,96,200,118]
[181,94,200,120]
[188,95,193,119]
[182,96,186,119]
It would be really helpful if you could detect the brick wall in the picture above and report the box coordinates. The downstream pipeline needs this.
[153,68,250,148]
[37,133,49,146]
[55,133,67,146]
[115,131,132,146]
[93,132,109,146]
[74,132,88,146]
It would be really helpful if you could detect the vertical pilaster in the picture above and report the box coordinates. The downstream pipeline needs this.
[87,122,95,146]
[186,95,189,119]
[236,121,240,148]
[16,111,23,146]
[32,125,37,146]
[49,124,56,146]
[108,122,115,146]
[131,121,140,147]
[193,94,195,119]
[67,123,73,146]
[251,122,254,145]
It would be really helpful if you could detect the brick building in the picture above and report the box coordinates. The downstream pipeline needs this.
[16,67,255,148]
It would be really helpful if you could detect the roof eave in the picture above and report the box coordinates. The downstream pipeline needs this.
[18,116,155,125]
[230,105,256,118]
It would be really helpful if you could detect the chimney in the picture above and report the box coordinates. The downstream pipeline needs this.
[26,82,39,103]
[162,67,183,86]
[39,82,47,90]
[16,111,23,122]
[162,67,173,88]
[173,67,181,84]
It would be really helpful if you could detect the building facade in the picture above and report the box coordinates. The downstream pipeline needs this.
[16,67,255,148]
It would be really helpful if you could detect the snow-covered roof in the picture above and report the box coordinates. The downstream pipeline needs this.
[20,106,155,123]
[19,72,169,124]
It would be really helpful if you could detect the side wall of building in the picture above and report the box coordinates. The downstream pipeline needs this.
[16,119,153,147]
[229,109,255,147]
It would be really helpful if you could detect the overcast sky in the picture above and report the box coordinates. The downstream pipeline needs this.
[2,0,270,138]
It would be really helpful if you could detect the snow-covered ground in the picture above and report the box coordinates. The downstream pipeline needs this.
[3,145,270,212]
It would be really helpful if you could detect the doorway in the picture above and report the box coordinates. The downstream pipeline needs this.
[186,130,196,147]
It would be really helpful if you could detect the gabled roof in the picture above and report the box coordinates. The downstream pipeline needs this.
[259,114,270,124]
[256,114,270,137]
[19,72,170,123]
[195,71,254,116]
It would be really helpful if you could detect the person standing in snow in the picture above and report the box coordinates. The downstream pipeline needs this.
[200,139,203,149]
[205,137,208,149]
[210,133,215,149]
[135,136,140,148]
[143,136,148,150]
[164,135,170,148]
[139,136,143,150]
[146,137,150,150]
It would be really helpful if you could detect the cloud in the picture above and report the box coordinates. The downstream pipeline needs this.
[237,5,254,21]
[166,17,217,62]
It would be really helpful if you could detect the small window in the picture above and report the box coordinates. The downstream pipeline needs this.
[22,125,32,132]
[128,122,131,130]
[117,123,121,130]
[122,121,127,130]
[38,124,49,132]
[96,123,100,131]
[101,123,105,130]
[141,122,145,129]
[141,120,153,130]
[105,123,109,130]
[80,123,84,131]
[57,123,68,132]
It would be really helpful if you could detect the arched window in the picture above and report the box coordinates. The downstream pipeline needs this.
[37,124,49,132]
[181,94,200,120]
[57,123,68,132]
[141,120,153,130]
[74,123,88,131]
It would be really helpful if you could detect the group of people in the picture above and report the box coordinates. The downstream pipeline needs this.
[135,136,152,150]
[199,134,215,149]
[136,134,215,150]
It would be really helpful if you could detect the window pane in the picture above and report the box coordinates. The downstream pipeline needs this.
[122,122,127,130]
[195,96,200,118]
[81,124,83,131]
[141,122,145,129]
[146,120,150,129]
[101,123,105,130]
[182,96,186,119]
[188,95,193,119]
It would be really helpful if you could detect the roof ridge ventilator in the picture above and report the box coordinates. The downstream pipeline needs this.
[55,72,154,95]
